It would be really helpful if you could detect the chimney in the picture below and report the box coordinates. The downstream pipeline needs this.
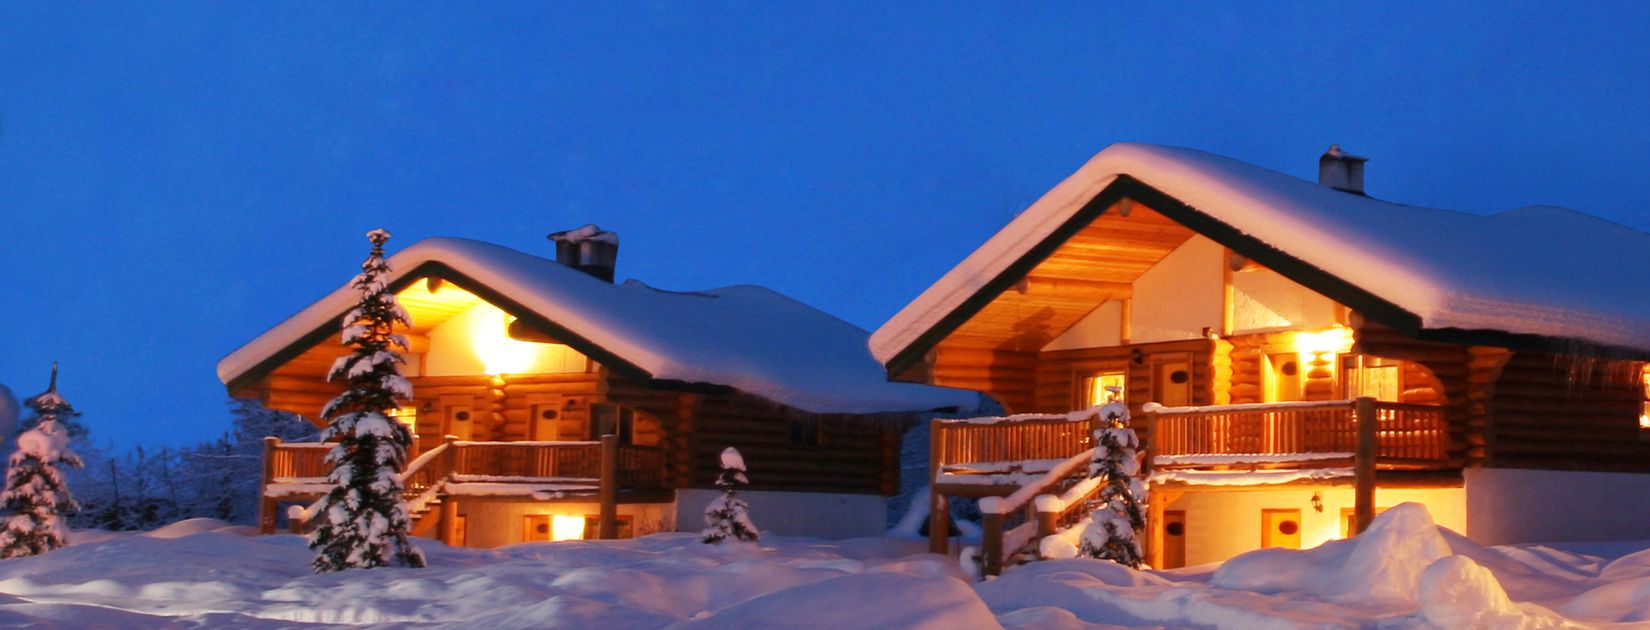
[548,224,620,282]
[1318,144,1368,195]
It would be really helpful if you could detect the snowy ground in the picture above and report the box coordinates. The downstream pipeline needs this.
[1,504,1648,628]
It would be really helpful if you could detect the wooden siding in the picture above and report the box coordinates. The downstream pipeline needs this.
[1037,338,1214,450]
[685,392,903,495]
[1484,353,1649,472]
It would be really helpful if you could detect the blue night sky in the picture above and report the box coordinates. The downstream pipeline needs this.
[2,3,1648,450]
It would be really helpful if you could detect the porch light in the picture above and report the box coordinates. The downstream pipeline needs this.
[470,306,539,375]
[551,515,586,541]
[1295,327,1352,357]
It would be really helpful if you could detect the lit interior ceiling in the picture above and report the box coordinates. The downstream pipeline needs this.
[936,199,1196,355]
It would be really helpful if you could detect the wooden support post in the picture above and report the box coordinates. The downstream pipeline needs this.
[287,506,304,534]
[1035,501,1058,540]
[440,498,459,545]
[259,437,279,535]
[929,491,950,555]
[928,418,949,554]
[1146,487,1166,569]
[1354,396,1377,535]
[981,511,1004,577]
[598,434,619,540]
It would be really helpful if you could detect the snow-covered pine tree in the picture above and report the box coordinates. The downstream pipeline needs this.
[702,447,759,544]
[1078,390,1148,568]
[309,228,425,572]
[0,364,84,558]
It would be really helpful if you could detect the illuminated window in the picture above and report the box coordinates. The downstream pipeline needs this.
[524,514,589,542]
[1640,367,1650,433]
[387,406,418,432]
[591,403,634,443]
[1081,372,1127,407]
[1343,356,1403,402]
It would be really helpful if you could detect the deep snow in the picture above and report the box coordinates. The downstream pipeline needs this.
[0,507,1648,628]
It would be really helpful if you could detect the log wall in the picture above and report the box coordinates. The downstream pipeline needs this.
[1484,353,1649,472]
[687,392,904,495]
[929,345,1038,414]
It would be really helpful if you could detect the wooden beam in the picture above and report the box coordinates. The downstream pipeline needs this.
[259,437,279,535]
[598,434,619,540]
[929,417,950,554]
[1353,396,1377,534]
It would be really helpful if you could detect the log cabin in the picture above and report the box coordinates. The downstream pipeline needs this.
[872,143,1650,570]
[220,226,978,547]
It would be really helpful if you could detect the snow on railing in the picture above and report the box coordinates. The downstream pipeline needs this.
[974,447,1099,578]
[978,448,1096,516]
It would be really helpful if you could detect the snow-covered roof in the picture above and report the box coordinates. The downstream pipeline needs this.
[218,237,977,415]
[872,142,1650,363]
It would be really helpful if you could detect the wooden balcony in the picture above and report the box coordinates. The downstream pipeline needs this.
[929,398,1450,575]
[259,436,668,539]
[930,399,1450,489]
[1147,400,1449,469]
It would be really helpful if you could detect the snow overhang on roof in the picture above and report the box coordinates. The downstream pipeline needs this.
[871,142,1650,367]
[219,237,979,415]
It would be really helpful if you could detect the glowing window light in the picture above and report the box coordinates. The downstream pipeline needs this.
[551,515,586,541]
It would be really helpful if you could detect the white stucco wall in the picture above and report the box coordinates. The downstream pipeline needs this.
[1043,300,1123,351]
[1465,468,1650,545]
[675,489,888,539]
[1230,267,1339,335]
[454,499,676,548]
[1123,235,1224,344]
[425,302,589,376]
[1165,485,1466,567]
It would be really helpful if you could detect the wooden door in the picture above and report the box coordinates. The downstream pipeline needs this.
[442,396,475,441]
[530,396,565,441]
[1261,509,1302,549]
[1154,360,1192,407]
[1163,510,1187,569]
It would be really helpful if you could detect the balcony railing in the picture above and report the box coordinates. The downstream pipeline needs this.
[1148,400,1448,466]
[259,437,668,537]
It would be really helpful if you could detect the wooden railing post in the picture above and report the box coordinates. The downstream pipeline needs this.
[1035,499,1059,541]
[1354,396,1377,535]
[929,418,950,555]
[259,437,279,535]
[981,511,1004,577]
[598,434,619,540]
[442,435,458,473]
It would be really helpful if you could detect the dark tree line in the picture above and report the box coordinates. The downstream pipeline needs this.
[64,398,317,531]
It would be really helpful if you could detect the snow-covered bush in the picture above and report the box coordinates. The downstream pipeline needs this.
[309,229,425,572]
[0,365,84,558]
[1078,397,1147,568]
[702,447,759,544]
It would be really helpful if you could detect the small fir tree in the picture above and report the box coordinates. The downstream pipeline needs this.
[1078,390,1148,568]
[702,447,759,544]
[0,364,84,558]
[309,229,425,572]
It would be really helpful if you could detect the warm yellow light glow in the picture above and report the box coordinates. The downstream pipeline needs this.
[1084,372,1127,407]
[551,515,586,541]
[1294,326,1353,356]
[468,305,540,375]
[387,407,417,431]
